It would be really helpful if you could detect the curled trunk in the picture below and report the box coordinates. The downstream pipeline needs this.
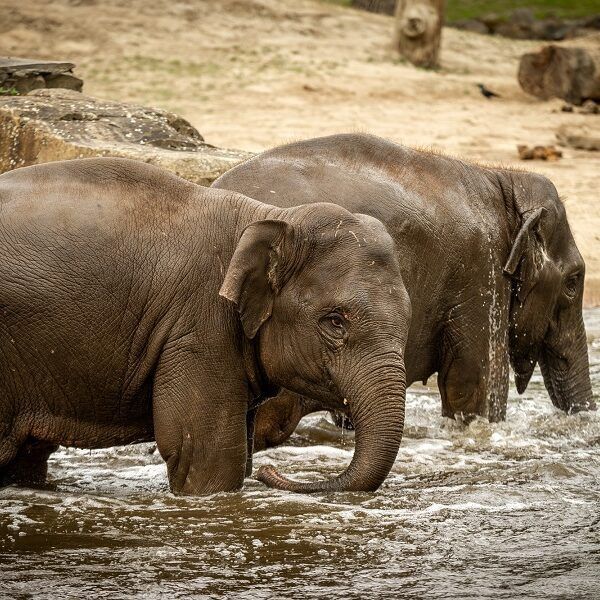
[256,362,406,493]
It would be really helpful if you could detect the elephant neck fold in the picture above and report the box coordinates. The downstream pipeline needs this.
[242,336,279,408]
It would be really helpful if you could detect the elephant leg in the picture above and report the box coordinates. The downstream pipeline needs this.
[439,321,509,422]
[152,348,249,495]
[0,438,58,488]
[245,407,257,478]
[438,352,487,420]
[253,392,322,452]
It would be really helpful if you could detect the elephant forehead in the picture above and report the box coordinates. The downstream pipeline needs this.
[312,226,397,264]
[294,267,404,313]
[293,203,395,254]
[302,242,400,286]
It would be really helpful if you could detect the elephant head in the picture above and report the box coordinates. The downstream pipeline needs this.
[503,172,595,414]
[220,204,411,492]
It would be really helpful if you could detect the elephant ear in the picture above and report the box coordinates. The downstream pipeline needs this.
[220,220,296,339]
[503,207,546,303]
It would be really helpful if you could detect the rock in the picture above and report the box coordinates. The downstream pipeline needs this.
[560,100,600,114]
[0,57,83,94]
[517,144,563,161]
[580,99,600,114]
[452,19,490,35]
[518,45,600,105]
[351,0,395,15]
[510,8,536,27]
[0,89,251,185]
[580,15,600,30]
[448,11,599,41]
[556,124,600,151]
[495,8,535,40]
[531,18,571,41]
[479,13,502,30]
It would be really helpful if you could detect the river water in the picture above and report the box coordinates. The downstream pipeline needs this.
[1,310,599,599]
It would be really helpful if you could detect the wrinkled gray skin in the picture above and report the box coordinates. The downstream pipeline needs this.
[213,134,595,453]
[0,157,411,494]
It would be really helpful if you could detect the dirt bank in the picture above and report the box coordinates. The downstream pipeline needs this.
[2,0,599,304]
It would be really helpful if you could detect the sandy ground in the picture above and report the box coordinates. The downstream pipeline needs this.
[2,0,599,304]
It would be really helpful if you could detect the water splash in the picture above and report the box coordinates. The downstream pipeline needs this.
[1,312,599,599]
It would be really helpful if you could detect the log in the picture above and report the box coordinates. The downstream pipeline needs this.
[393,0,445,69]
[518,45,600,105]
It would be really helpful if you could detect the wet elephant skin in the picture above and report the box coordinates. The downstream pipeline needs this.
[212,133,595,451]
[0,156,412,494]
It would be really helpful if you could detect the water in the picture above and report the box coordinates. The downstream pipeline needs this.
[1,311,599,599]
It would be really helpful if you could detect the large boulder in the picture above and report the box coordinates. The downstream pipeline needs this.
[518,45,600,105]
[0,89,250,185]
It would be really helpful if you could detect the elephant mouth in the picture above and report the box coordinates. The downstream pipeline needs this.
[331,410,355,431]
[511,352,539,395]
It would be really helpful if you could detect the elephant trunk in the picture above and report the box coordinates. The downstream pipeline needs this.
[539,316,595,414]
[256,357,406,493]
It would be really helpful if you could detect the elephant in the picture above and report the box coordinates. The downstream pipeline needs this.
[0,157,412,494]
[212,133,596,451]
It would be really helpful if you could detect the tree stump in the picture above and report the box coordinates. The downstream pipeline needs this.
[518,45,600,105]
[393,0,445,69]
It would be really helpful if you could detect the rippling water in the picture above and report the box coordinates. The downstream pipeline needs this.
[1,311,599,599]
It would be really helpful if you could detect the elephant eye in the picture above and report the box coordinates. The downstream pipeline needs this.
[565,273,581,298]
[330,314,344,328]
[319,311,347,343]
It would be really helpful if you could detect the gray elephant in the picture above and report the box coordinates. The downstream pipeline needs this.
[213,133,595,450]
[0,157,411,494]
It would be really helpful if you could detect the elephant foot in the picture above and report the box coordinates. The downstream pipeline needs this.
[0,438,58,488]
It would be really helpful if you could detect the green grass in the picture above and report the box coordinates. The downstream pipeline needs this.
[321,0,353,5]
[446,0,600,21]
[320,0,599,19]
[0,86,19,96]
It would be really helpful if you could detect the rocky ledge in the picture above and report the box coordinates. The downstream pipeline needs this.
[0,57,83,95]
[0,89,251,185]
